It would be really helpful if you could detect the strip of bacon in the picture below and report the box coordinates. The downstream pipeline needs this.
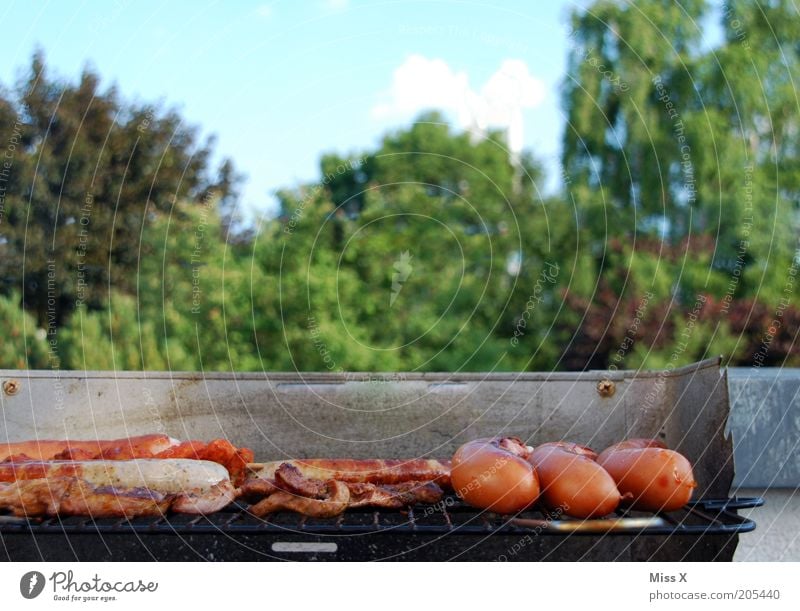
[248,480,350,518]
[274,463,327,498]
[59,480,173,518]
[1,453,37,463]
[238,478,279,501]
[51,448,96,461]
[0,476,236,518]
[0,479,68,516]
[171,481,238,515]
[0,478,172,518]
[269,463,444,508]
[242,462,445,516]
[346,481,444,509]
[249,458,451,488]
[0,461,83,483]
[0,459,230,495]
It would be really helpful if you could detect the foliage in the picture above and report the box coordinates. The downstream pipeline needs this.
[0,51,240,327]
[0,292,50,369]
[559,0,799,370]
[1,10,798,374]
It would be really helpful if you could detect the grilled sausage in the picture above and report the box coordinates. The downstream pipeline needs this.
[596,446,697,512]
[528,442,621,518]
[595,438,667,464]
[451,437,540,514]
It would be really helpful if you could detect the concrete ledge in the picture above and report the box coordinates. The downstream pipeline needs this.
[728,368,800,488]
[733,488,800,561]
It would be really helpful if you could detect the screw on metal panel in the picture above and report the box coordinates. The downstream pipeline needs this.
[596,379,615,397]
[2,380,20,396]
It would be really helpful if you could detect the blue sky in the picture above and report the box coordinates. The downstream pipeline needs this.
[1,0,594,219]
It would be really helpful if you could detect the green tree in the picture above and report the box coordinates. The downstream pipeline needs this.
[262,113,572,372]
[561,0,800,369]
[0,52,240,327]
[0,292,50,369]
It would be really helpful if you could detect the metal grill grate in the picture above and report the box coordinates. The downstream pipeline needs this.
[0,496,762,537]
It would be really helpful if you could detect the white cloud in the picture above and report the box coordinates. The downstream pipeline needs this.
[372,56,473,123]
[371,55,545,152]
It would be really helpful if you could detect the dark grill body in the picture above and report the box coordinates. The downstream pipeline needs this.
[1,496,760,561]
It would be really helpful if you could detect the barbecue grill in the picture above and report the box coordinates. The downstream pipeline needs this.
[0,357,761,561]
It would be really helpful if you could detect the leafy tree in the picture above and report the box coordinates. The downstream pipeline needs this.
[0,51,240,327]
[0,292,50,369]
[263,113,573,372]
[561,0,799,369]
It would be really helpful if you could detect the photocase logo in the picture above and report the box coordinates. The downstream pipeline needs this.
[390,250,413,307]
[20,571,45,599]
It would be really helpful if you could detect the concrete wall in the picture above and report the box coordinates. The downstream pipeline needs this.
[728,368,799,488]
